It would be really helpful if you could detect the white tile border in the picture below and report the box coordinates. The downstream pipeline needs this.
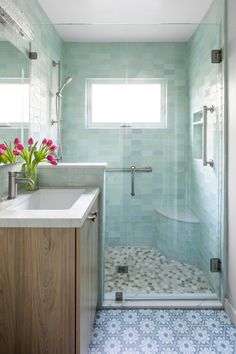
[225,298,236,326]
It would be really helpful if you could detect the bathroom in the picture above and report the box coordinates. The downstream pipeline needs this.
[0,0,235,353]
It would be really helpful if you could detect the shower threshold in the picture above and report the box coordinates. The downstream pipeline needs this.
[103,293,223,309]
[104,292,218,301]
[102,299,223,309]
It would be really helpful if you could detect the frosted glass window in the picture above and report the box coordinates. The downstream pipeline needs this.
[0,81,29,126]
[87,79,167,128]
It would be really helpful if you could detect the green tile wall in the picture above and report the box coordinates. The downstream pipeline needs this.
[62,42,189,247]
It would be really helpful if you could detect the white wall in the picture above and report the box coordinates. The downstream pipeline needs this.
[226,0,236,325]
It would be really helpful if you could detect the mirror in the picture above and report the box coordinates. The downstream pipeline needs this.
[0,31,30,146]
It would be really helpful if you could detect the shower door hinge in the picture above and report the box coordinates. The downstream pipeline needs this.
[211,49,222,63]
[29,51,37,60]
[210,258,221,272]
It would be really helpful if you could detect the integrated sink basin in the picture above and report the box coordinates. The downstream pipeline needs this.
[11,188,86,210]
[0,187,99,228]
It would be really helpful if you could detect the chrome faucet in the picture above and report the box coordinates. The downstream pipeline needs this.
[8,171,34,199]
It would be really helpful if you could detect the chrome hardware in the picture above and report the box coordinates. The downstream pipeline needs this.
[52,60,72,160]
[211,49,222,64]
[88,211,98,222]
[115,291,123,302]
[106,166,152,196]
[8,171,34,199]
[202,105,215,167]
[0,1,34,41]
[210,258,221,272]
[29,52,37,60]
[131,166,136,196]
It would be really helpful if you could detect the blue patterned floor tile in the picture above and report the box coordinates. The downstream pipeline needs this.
[89,309,236,354]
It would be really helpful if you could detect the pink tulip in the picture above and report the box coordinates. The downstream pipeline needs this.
[47,155,57,165]
[46,139,53,147]
[47,154,54,162]
[13,149,20,156]
[50,145,57,152]
[50,159,58,166]
[0,143,7,150]
[42,138,48,145]
[28,137,34,146]
[16,143,24,151]
[14,137,20,145]
[0,149,5,156]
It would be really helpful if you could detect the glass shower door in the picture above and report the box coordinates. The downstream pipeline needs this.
[103,17,224,304]
[105,127,155,301]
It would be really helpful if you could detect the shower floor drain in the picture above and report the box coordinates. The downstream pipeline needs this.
[117,265,129,274]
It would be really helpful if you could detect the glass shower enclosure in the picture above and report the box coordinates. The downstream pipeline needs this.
[41,0,226,307]
[103,2,225,305]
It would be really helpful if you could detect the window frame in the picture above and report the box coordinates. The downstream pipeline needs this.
[86,78,167,129]
[0,77,30,127]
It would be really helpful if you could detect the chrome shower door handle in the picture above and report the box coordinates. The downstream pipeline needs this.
[202,105,214,167]
[202,106,208,166]
[131,166,136,196]
[106,166,152,197]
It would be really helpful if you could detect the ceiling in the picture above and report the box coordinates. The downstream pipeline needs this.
[38,0,214,42]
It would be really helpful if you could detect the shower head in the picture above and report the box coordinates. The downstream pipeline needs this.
[63,76,73,87]
[56,76,72,97]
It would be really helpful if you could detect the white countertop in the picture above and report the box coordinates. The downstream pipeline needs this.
[0,188,99,228]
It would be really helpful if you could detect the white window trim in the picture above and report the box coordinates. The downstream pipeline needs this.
[86,78,167,129]
[0,77,30,127]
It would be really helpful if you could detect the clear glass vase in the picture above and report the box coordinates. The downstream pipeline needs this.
[22,165,38,191]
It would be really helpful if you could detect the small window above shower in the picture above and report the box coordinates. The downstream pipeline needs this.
[86,78,167,129]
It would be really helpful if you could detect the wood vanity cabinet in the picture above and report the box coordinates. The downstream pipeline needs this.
[0,200,98,354]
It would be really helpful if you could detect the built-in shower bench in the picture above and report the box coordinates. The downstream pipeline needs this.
[155,206,199,224]
[154,206,200,265]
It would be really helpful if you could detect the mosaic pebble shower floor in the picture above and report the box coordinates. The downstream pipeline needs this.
[105,247,213,296]
[89,309,236,353]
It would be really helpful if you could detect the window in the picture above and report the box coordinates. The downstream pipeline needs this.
[86,79,167,128]
[0,79,30,126]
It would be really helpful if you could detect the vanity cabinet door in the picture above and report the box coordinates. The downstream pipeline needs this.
[0,228,76,354]
[0,229,18,354]
[0,199,98,354]
[76,200,98,354]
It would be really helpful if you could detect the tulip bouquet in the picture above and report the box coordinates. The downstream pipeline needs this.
[0,137,58,191]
